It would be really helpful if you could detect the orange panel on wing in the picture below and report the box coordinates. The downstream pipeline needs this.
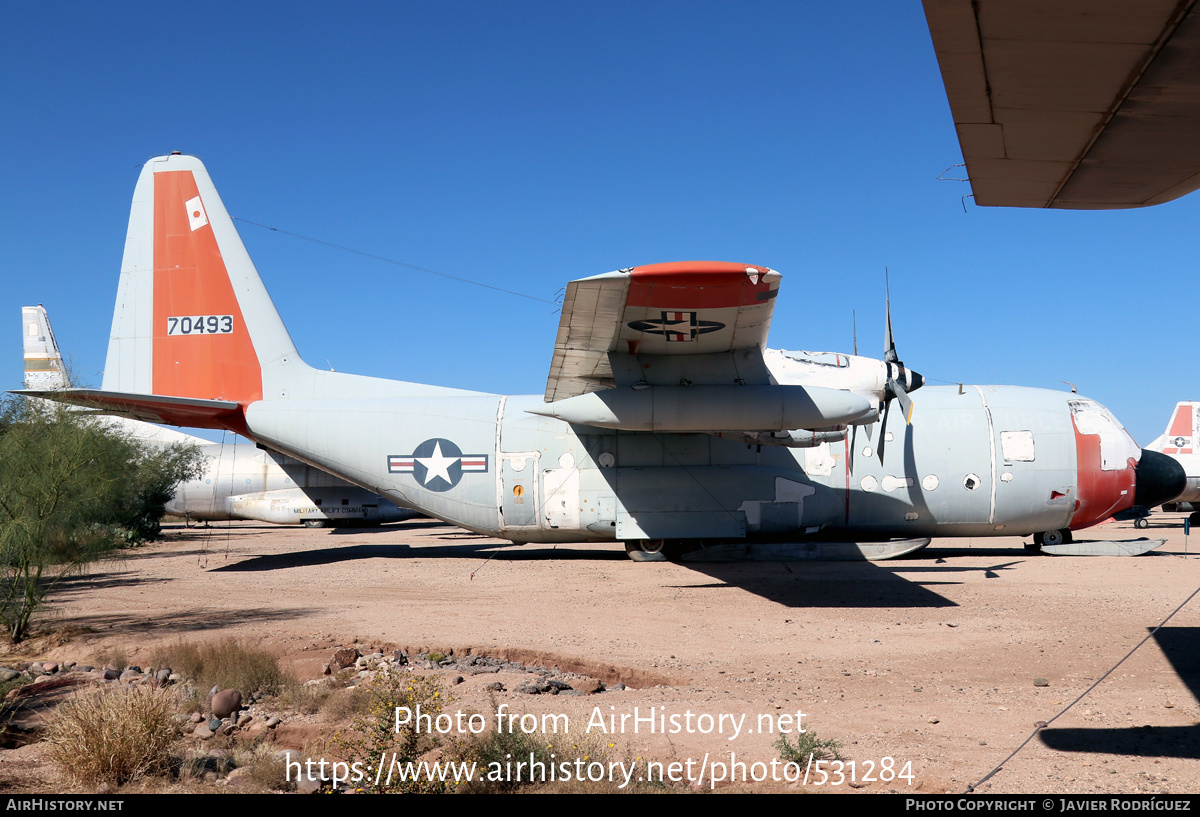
[627,261,776,309]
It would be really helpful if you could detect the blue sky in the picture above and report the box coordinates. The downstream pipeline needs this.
[2,2,1194,446]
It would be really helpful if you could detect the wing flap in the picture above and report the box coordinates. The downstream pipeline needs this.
[544,272,629,402]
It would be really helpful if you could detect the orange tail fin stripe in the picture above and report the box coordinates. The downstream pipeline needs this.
[151,170,262,404]
[1168,404,1193,437]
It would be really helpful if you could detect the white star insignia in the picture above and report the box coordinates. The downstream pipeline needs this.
[417,441,458,486]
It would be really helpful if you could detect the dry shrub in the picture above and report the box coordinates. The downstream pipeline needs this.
[43,686,181,788]
[150,638,285,696]
[232,743,293,791]
[277,679,336,716]
[453,724,619,793]
[89,645,129,673]
[317,682,372,723]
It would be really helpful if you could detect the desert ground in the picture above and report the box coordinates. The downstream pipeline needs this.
[4,513,1199,794]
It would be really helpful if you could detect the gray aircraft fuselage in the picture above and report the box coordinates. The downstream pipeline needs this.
[241,381,1131,544]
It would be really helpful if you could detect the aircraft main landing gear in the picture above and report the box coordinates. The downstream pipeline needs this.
[625,539,668,562]
[1134,517,1149,529]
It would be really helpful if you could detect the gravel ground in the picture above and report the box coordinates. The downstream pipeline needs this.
[13,513,1200,794]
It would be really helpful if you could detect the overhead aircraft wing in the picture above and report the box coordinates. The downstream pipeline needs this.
[544,261,780,402]
[924,0,1200,209]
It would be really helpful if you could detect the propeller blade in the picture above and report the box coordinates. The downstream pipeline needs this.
[877,401,890,464]
[881,272,918,426]
[884,270,898,365]
[890,378,914,425]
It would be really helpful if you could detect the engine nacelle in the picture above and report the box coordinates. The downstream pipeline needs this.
[709,428,848,448]
[527,384,874,432]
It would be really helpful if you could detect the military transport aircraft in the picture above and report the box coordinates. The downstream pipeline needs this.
[21,1,1200,557]
[23,305,414,528]
[17,153,1186,558]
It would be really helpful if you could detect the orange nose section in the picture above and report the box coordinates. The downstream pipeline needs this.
[1069,416,1136,530]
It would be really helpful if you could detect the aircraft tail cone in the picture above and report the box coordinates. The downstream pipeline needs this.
[1134,449,1188,509]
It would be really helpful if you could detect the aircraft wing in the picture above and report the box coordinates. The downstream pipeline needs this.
[924,0,1200,209]
[545,261,781,402]
[536,262,876,433]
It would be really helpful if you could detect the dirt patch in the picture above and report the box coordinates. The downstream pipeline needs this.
[8,515,1200,794]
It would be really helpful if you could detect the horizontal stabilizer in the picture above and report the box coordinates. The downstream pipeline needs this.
[11,388,246,433]
[1040,539,1166,556]
[681,538,932,562]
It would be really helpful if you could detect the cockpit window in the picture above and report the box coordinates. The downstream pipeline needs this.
[1069,399,1140,471]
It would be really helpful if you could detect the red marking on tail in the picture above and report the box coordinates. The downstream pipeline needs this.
[1168,404,1193,437]
[152,171,262,405]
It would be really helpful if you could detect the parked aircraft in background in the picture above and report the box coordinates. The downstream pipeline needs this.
[1146,402,1200,524]
[22,305,208,448]
[22,305,415,528]
[20,155,1184,557]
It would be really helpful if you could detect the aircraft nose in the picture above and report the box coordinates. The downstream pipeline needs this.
[1134,449,1188,509]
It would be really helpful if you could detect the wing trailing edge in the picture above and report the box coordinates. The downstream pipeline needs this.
[925,0,1200,209]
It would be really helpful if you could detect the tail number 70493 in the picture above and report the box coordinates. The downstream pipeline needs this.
[167,315,234,336]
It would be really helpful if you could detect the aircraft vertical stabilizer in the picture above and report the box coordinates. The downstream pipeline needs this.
[1145,402,1200,508]
[22,305,68,391]
[103,153,306,405]
[1155,402,1198,456]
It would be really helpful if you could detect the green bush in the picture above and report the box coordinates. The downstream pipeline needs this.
[0,398,202,641]
[331,672,452,793]
[775,730,842,763]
